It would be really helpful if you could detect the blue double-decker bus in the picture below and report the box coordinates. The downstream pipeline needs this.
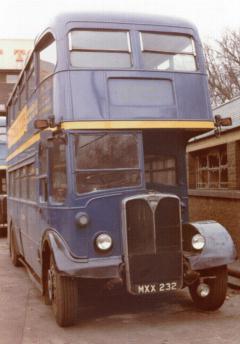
[6,13,236,326]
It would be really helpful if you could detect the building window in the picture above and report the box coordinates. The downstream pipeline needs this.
[195,145,228,189]
[6,74,18,84]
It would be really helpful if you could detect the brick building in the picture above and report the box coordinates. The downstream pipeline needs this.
[0,39,33,115]
[0,39,33,227]
[0,38,33,176]
[187,96,240,253]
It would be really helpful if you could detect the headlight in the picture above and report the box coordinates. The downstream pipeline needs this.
[192,234,205,250]
[95,233,112,251]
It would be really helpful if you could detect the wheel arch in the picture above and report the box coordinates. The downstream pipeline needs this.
[185,221,237,270]
[41,228,73,293]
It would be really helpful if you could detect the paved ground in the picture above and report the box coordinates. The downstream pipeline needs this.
[1,236,240,344]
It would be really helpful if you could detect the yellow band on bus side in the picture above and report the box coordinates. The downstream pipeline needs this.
[0,165,7,170]
[61,120,214,130]
[7,133,40,162]
[7,120,214,162]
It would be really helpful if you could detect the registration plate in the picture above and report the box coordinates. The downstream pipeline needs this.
[134,282,177,294]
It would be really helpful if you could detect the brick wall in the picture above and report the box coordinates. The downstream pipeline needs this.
[227,141,240,189]
[189,195,240,254]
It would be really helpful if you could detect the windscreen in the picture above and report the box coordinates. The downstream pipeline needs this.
[74,133,140,193]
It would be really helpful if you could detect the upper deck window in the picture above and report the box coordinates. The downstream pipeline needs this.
[26,59,35,97]
[39,38,57,83]
[140,32,197,72]
[69,30,132,68]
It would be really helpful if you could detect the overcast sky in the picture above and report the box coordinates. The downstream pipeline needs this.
[0,0,239,43]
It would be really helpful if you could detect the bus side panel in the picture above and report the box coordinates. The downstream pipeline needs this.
[18,202,34,266]
[8,199,24,256]
[27,204,49,277]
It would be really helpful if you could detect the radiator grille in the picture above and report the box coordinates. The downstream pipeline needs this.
[155,197,181,249]
[126,199,154,255]
[125,195,182,291]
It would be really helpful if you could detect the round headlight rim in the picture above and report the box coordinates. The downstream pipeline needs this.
[95,232,113,253]
[192,233,206,251]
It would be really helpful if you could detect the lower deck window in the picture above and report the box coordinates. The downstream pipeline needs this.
[8,162,36,200]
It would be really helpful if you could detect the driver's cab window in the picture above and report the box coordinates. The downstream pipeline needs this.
[49,138,67,203]
[143,131,178,188]
[145,155,177,186]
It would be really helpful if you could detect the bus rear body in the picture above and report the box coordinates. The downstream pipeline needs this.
[6,13,236,326]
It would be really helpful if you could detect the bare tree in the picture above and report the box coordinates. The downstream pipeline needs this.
[204,29,240,106]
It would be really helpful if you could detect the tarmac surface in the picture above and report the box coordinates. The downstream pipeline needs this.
[0,236,240,344]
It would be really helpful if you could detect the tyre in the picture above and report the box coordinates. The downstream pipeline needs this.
[46,255,78,327]
[9,229,22,267]
[189,265,227,311]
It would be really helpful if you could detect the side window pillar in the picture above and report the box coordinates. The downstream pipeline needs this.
[39,143,48,203]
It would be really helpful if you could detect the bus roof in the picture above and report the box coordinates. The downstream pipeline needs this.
[51,11,196,28]
[35,11,199,45]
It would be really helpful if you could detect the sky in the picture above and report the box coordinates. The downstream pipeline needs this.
[0,0,239,43]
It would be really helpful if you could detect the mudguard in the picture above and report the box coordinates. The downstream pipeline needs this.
[41,229,122,279]
[186,221,237,270]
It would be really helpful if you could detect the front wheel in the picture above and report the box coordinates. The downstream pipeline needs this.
[46,255,78,327]
[189,265,227,311]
